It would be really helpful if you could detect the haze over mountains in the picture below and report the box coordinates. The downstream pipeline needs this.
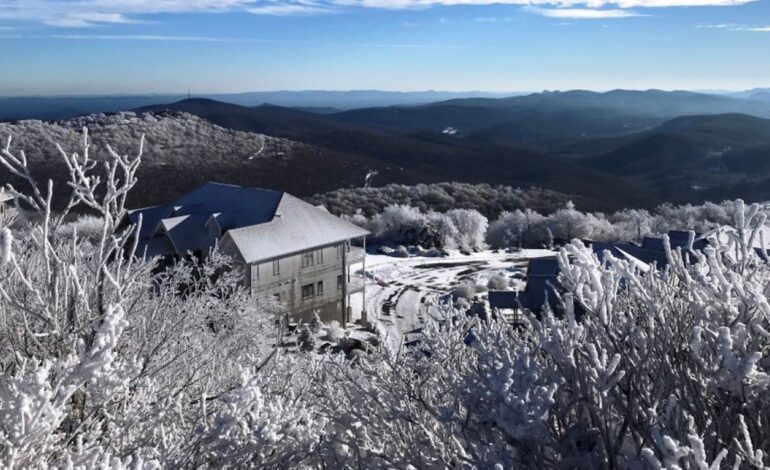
[3,88,770,211]
[0,90,515,121]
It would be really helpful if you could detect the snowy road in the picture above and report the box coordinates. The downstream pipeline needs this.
[359,249,553,350]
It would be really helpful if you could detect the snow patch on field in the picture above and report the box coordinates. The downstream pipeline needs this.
[358,248,553,350]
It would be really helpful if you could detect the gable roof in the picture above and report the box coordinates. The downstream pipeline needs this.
[223,193,370,263]
[127,182,368,261]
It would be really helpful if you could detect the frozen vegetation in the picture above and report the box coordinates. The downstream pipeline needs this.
[0,130,769,468]
[342,198,745,250]
[308,182,582,219]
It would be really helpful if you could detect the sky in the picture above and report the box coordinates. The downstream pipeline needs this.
[0,0,769,95]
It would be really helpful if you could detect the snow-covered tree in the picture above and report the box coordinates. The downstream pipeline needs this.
[2,126,769,468]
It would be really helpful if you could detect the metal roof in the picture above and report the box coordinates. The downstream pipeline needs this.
[127,182,368,261]
[223,193,370,264]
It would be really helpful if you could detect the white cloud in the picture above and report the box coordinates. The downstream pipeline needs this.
[696,23,742,28]
[48,34,276,42]
[247,3,333,14]
[525,6,644,17]
[733,25,770,31]
[696,23,770,32]
[0,0,757,27]
[474,16,513,22]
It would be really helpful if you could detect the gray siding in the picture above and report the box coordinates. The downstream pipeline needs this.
[248,242,365,323]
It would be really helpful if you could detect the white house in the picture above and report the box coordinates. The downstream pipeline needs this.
[123,182,370,324]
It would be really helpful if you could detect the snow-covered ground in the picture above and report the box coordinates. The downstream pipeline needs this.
[356,248,553,350]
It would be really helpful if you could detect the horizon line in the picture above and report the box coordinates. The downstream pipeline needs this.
[1,87,769,99]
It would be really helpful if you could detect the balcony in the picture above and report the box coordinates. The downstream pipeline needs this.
[347,246,366,264]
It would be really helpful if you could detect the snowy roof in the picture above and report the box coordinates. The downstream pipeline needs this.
[126,182,368,261]
[223,193,370,263]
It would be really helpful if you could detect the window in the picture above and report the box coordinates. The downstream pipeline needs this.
[337,275,344,290]
[273,293,281,302]
[317,249,324,264]
[301,284,315,299]
[254,264,260,281]
[302,251,315,268]
[317,281,324,296]
[272,260,280,276]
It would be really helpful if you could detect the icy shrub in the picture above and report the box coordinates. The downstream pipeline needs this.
[326,321,346,341]
[308,311,323,335]
[487,274,509,291]
[452,282,477,301]
[56,215,105,240]
[298,325,316,352]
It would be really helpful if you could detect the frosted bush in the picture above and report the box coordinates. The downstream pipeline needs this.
[487,274,509,291]
[308,311,323,334]
[452,282,477,301]
[56,214,105,239]
[1,127,768,469]
[326,321,346,341]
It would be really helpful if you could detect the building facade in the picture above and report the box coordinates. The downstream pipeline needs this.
[234,241,366,323]
[124,182,369,324]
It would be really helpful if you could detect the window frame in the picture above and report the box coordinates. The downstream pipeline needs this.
[301,283,315,299]
[301,251,315,268]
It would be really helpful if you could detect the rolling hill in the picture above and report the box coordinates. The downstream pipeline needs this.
[0,112,431,209]
[5,90,770,212]
[135,99,652,209]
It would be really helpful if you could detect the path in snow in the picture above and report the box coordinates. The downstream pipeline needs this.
[359,249,553,351]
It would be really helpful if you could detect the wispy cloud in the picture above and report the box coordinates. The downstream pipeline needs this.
[740,26,770,31]
[525,6,645,18]
[474,16,513,22]
[32,33,465,49]
[247,4,333,15]
[696,23,770,32]
[47,34,282,42]
[696,23,743,28]
[0,0,757,27]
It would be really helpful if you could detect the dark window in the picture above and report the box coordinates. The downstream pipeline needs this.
[272,260,280,276]
[317,281,324,296]
[301,284,315,299]
[337,275,344,290]
[317,249,324,264]
[254,264,260,281]
[337,244,343,259]
[302,252,315,268]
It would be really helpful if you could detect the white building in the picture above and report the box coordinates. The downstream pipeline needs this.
[124,182,370,324]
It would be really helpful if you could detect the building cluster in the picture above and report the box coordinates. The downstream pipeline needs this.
[489,230,750,319]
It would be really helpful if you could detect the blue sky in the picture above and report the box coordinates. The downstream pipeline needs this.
[0,0,768,95]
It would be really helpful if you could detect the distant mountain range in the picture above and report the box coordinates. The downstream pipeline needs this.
[3,89,770,211]
[0,90,516,121]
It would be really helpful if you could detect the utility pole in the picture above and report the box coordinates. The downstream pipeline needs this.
[341,241,348,325]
